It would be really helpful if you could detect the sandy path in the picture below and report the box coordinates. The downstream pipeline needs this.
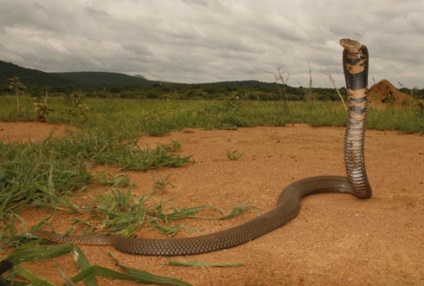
[1,122,423,285]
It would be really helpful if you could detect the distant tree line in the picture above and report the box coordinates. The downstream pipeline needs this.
[1,60,423,101]
[2,78,424,102]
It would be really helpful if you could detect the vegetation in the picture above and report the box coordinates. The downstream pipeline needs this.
[0,113,252,284]
[3,59,423,101]
[0,69,422,284]
[1,95,422,135]
[226,150,245,161]
[4,243,191,285]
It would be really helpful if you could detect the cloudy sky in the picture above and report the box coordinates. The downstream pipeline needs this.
[1,0,423,88]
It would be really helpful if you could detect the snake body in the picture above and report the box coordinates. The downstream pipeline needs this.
[32,38,372,256]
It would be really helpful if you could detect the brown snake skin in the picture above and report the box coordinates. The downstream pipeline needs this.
[32,38,372,256]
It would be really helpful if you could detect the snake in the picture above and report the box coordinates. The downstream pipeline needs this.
[31,38,372,256]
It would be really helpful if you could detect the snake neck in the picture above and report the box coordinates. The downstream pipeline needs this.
[342,42,372,199]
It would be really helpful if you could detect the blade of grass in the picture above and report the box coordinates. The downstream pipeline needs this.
[71,246,97,286]
[108,253,192,286]
[166,260,245,268]
[218,204,257,220]
[149,220,181,236]
[7,244,75,264]
[166,206,224,220]
[70,265,193,286]
[9,264,56,285]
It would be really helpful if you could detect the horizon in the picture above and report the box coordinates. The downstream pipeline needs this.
[2,59,416,90]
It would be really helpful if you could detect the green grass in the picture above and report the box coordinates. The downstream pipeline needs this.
[367,107,424,133]
[3,242,191,285]
[1,95,423,134]
[0,95,423,284]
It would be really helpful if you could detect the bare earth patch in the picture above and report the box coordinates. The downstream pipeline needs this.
[1,122,424,285]
[0,122,71,143]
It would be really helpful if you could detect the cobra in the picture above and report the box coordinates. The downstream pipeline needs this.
[32,38,372,256]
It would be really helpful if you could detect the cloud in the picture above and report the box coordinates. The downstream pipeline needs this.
[0,0,423,88]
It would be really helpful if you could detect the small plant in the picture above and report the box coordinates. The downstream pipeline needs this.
[226,150,244,160]
[65,90,91,117]
[32,92,54,122]
[96,171,132,188]
[218,204,257,219]
[6,76,31,120]
[161,140,182,153]
[153,174,173,193]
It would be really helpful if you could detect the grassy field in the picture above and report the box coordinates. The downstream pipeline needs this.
[1,95,423,134]
[0,95,423,284]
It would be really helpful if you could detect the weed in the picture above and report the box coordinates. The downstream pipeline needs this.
[0,127,193,247]
[220,205,255,219]
[64,91,90,118]
[96,170,132,188]
[226,150,244,160]
[32,92,54,122]
[153,174,173,194]
[5,76,32,120]
[62,187,254,238]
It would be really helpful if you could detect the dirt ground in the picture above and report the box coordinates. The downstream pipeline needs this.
[1,122,423,286]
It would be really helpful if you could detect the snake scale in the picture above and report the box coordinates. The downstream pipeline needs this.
[32,38,372,256]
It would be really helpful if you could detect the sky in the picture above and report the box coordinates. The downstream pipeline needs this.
[1,0,423,88]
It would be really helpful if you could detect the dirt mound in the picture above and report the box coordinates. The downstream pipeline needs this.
[367,79,411,109]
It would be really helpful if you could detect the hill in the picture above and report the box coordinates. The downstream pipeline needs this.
[0,60,74,87]
[0,60,290,91]
[0,60,153,88]
[53,72,153,87]
[1,60,422,101]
